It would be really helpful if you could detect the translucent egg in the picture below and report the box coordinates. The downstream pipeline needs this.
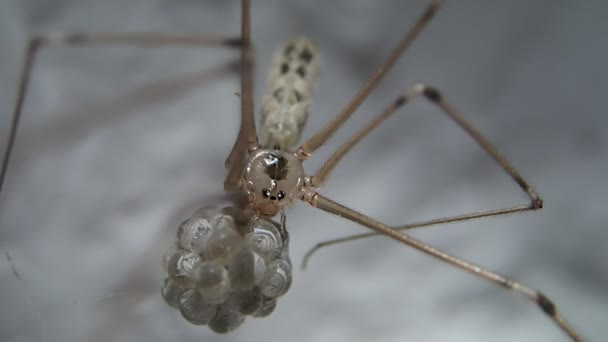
[161,278,189,309]
[259,259,292,298]
[163,249,201,287]
[175,219,189,241]
[234,287,263,315]
[252,254,268,284]
[203,219,242,262]
[215,214,238,231]
[178,289,217,325]
[208,301,245,334]
[179,252,203,278]
[179,217,215,253]
[162,247,182,276]
[252,296,277,318]
[244,219,282,261]
[164,206,293,329]
[193,261,231,304]
[228,248,267,289]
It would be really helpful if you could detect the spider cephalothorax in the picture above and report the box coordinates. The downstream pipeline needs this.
[240,149,305,216]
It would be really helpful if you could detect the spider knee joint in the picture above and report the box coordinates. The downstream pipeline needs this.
[422,85,442,102]
[531,197,544,209]
[537,292,557,316]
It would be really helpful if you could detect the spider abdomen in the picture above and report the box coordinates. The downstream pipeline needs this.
[260,37,320,149]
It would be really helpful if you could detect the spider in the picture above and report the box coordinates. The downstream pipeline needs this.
[0,0,584,341]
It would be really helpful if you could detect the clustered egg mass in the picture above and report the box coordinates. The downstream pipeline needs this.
[162,205,292,333]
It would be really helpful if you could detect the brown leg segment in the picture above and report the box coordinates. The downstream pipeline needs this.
[224,0,259,192]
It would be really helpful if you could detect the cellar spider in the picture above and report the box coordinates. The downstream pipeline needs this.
[0,0,584,341]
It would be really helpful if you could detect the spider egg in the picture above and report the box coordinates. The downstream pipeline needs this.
[162,247,181,275]
[228,248,267,289]
[203,218,242,262]
[259,259,292,298]
[252,296,277,318]
[161,278,189,309]
[164,249,201,287]
[178,252,203,278]
[244,219,282,261]
[178,289,217,325]
[193,261,231,304]
[234,287,263,315]
[178,217,215,253]
[208,301,245,334]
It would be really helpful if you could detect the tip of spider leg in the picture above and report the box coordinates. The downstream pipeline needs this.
[532,197,544,209]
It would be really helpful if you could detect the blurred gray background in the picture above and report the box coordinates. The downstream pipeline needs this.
[0,0,606,341]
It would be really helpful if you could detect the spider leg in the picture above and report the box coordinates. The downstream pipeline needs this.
[301,191,583,342]
[1,32,242,191]
[302,84,541,266]
[224,0,259,192]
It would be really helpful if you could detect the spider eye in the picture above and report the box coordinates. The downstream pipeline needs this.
[262,188,271,199]
[277,191,286,200]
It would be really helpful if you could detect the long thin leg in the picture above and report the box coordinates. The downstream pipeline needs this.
[23,32,242,47]
[224,0,258,192]
[296,1,443,159]
[301,207,529,269]
[303,191,583,342]
[302,84,542,265]
[0,32,243,192]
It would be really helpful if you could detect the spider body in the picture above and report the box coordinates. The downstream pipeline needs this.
[0,1,585,340]
[241,148,305,216]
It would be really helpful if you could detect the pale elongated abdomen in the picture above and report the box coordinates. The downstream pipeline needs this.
[260,37,320,150]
